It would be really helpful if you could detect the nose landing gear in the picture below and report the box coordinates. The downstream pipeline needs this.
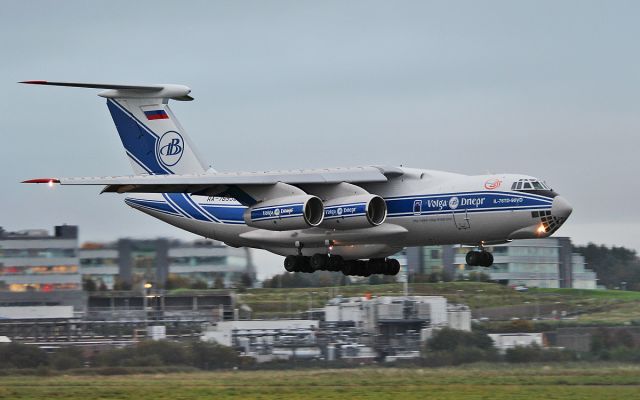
[465,250,494,267]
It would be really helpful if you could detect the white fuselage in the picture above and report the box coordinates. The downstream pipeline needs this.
[125,167,572,260]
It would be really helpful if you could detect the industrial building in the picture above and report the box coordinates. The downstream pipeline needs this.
[203,295,471,362]
[404,237,597,289]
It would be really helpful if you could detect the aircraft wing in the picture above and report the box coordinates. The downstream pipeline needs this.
[23,166,401,195]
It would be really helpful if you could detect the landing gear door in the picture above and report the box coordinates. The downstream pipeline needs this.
[449,196,471,230]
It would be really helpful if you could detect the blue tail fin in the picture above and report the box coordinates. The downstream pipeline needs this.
[107,98,206,175]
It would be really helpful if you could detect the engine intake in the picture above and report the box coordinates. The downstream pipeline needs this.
[321,194,387,230]
[244,195,324,231]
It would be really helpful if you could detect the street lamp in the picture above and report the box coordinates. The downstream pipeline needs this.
[143,282,153,327]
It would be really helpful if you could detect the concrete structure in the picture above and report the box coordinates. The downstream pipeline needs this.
[488,332,544,353]
[0,306,73,320]
[404,237,597,289]
[0,225,81,292]
[87,290,236,321]
[447,304,472,331]
[202,296,469,362]
[80,238,254,289]
[324,296,450,332]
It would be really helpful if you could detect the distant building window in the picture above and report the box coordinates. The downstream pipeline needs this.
[430,249,440,259]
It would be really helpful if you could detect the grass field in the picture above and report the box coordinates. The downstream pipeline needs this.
[236,282,640,325]
[1,364,639,399]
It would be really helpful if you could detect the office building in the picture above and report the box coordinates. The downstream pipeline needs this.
[405,237,597,289]
[80,238,254,289]
[0,225,81,292]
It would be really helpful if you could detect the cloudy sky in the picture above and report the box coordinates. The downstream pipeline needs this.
[1,1,638,278]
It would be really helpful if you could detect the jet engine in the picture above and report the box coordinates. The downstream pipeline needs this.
[244,195,324,231]
[321,194,387,229]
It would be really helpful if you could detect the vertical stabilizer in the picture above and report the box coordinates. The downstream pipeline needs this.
[106,98,206,175]
[20,81,207,175]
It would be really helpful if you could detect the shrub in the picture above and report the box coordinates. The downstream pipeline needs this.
[0,343,48,369]
[50,347,84,370]
[505,345,577,363]
[427,328,494,352]
[189,341,242,370]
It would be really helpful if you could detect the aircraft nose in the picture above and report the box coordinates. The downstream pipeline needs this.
[551,196,573,219]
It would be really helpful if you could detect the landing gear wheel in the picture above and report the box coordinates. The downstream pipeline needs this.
[466,251,494,267]
[481,252,494,267]
[342,261,356,276]
[298,256,313,273]
[367,258,386,275]
[466,251,480,266]
[385,258,401,275]
[284,255,297,272]
[310,254,329,271]
[327,255,344,271]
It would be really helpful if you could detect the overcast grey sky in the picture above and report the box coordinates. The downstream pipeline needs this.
[1,1,639,278]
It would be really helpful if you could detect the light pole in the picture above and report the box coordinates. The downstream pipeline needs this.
[143,282,152,327]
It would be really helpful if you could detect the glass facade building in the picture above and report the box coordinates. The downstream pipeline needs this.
[0,225,81,292]
[406,237,597,289]
[79,238,254,289]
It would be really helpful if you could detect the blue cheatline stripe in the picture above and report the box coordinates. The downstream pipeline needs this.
[165,193,200,220]
[200,204,246,224]
[129,190,555,225]
[182,194,221,223]
[385,190,553,203]
[387,205,552,218]
[124,199,180,217]
[107,99,172,175]
[127,203,180,218]
[162,193,191,218]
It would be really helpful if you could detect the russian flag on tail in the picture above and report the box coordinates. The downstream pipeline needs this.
[144,109,169,120]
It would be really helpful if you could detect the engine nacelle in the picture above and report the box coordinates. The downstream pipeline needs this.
[244,195,324,231]
[321,194,387,230]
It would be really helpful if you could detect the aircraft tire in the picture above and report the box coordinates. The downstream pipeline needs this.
[386,258,401,275]
[342,261,356,276]
[327,255,344,271]
[296,256,312,273]
[284,255,297,272]
[367,258,385,274]
[466,251,480,266]
[310,254,328,271]
[481,252,494,267]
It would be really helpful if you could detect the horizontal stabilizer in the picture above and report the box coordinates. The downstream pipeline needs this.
[20,80,193,101]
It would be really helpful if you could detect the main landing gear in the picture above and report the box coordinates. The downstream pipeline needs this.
[465,250,494,267]
[283,255,401,277]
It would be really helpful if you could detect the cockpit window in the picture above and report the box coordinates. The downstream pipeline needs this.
[512,178,552,192]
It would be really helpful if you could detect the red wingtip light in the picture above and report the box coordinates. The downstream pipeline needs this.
[19,80,48,85]
[22,178,60,184]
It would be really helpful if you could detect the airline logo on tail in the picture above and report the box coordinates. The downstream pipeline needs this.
[157,131,184,167]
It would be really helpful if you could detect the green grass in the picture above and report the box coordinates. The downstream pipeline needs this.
[1,364,639,399]
[238,282,640,325]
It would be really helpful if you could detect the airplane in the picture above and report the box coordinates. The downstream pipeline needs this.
[21,81,573,277]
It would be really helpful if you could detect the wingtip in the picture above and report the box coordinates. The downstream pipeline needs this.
[22,178,60,184]
[19,80,48,85]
